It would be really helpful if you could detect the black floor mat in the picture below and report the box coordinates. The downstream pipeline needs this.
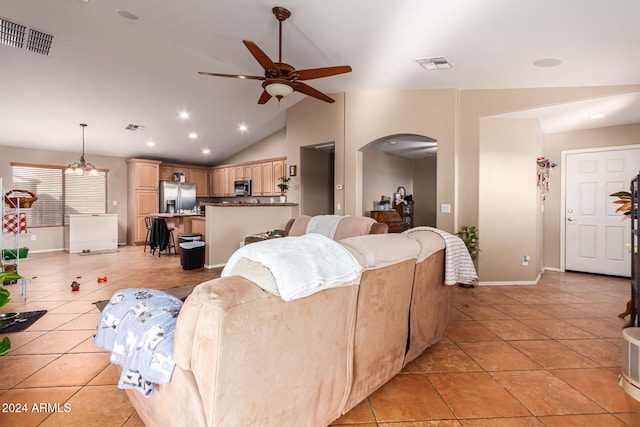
[0,310,47,333]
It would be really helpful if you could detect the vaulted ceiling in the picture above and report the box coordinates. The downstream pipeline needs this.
[1,0,639,165]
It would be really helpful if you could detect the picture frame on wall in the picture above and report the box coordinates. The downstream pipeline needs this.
[289,165,297,176]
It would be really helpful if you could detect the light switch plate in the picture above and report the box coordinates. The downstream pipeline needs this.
[440,204,451,213]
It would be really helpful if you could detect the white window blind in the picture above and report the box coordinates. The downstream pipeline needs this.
[12,165,63,226]
[65,172,107,216]
[11,165,107,227]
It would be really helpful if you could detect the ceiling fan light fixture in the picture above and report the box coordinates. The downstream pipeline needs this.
[265,81,295,99]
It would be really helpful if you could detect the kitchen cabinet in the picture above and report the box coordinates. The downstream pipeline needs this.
[159,164,174,181]
[127,159,160,245]
[272,159,285,194]
[261,161,273,196]
[189,167,209,196]
[228,167,237,196]
[210,167,231,197]
[251,163,263,195]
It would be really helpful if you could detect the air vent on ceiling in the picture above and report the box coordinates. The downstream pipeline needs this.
[415,56,453,70]
[125,124,145,131]
[0,17,55,56]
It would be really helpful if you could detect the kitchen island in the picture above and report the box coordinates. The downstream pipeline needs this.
[203,202,298,267]
[150,212,204,253]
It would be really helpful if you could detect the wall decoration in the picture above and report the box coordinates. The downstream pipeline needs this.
[537,157,557,201]
[289,165,297,176]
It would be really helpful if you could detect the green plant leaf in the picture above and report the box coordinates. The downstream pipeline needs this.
[0,287,10,306]
[0,337,10,356]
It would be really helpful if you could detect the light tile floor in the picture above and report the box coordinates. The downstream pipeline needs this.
[0,247,639,426]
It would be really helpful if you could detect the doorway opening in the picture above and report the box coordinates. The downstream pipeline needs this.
[300,142,335,216]
[360,134,437,227]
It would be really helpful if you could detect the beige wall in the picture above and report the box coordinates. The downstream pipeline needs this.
[478,118,543,283]
[286,93,345,216]
[362,149,413,215]
[0,145,129,250]
[285,85,640,282]
[344,90,458,232]
[222,128,287,165]
[543,123,640,270]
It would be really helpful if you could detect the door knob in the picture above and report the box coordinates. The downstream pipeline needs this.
[567,217,576,222]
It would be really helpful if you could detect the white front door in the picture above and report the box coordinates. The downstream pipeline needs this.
[565,147,640,276]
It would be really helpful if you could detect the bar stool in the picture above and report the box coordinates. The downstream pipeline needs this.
[149,218,176,256]
[143,217,153,252]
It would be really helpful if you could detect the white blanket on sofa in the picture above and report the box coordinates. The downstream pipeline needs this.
[305,214,342,238]
[222,234,362,301]
[403,226,478,285]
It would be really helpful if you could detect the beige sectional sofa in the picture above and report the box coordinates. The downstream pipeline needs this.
[124,227,451,427]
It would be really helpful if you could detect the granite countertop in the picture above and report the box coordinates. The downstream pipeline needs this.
[151,213,205,217]
[203,202,297,207]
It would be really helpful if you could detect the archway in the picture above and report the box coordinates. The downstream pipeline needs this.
[360,133,437,228]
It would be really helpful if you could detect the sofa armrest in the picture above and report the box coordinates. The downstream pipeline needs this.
[369,223,388,234]
[283,217,296,236]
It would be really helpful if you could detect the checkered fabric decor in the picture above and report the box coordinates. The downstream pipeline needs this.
[2,213,27,234]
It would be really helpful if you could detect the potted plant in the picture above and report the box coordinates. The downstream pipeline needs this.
[457,225,480,261]
[277,176,291,203]
[0,271,21,356]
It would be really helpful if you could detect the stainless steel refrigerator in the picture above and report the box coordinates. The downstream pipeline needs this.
[159,180,196,213]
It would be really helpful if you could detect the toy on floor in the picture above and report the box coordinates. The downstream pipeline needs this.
[70,281,80,291]
[97,276,108,283]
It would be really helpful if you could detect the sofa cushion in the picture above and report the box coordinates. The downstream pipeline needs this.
[287,215,382,240]
[339,234,420,270]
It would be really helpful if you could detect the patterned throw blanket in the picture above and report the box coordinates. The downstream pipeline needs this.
[94,288,183,397]
[403,226,478,285]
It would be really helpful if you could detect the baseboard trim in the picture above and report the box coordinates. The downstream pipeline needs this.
[478,271,542,286]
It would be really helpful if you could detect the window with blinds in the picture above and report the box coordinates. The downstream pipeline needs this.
[11,164,107,227]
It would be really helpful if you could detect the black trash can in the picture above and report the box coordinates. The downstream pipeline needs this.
[179,241,205,270]
[179,233,202,243]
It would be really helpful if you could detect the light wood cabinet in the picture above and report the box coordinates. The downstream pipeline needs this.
[159,165,174,181]
[189,167,209,197]
[261,161,273,196]
[127,159,160,245]
[251,163,263,195]
[272,159,285,194]
[228,167,237,196]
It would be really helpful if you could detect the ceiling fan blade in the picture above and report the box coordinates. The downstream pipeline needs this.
[295,66,352,81]
[296,82,335,103]
[258,90,272,104]
[198,71,265,80]
[242,40,280,77]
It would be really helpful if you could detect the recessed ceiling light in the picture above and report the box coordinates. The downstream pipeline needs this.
[146,141,155,147]
[533,58,562,68]
[589,113,605,119]
[238,124,248,132]
[116,10,139,20]
[189,132,198,139]
[202,148,210,154]
[179,112,189,119]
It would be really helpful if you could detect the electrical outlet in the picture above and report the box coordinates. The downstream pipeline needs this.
[31,234,36,241]
[522,255,530,266]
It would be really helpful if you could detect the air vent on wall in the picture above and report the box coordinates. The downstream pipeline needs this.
[125,124,145,131]
[0,17,55,56]
[415,56,453,70]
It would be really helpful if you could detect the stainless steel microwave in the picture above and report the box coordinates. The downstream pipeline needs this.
[234,179,252,196]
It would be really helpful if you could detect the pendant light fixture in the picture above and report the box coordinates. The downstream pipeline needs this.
[65,123,99,176]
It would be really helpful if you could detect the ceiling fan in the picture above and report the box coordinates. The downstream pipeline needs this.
[199,6,352,104]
